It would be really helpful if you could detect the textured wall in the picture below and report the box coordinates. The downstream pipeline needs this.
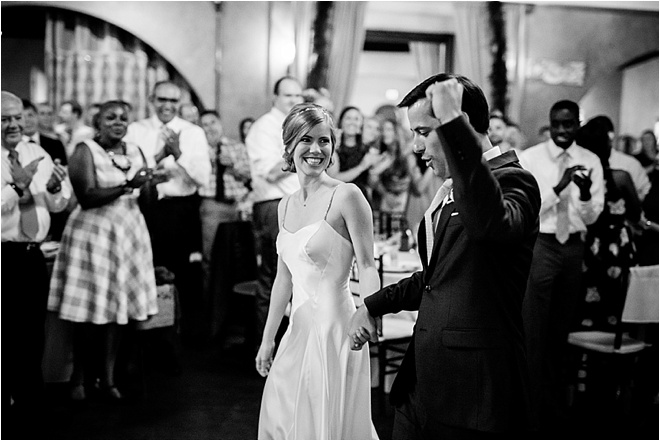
[521,5,658,145]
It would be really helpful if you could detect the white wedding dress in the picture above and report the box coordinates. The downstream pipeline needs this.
[258,191,378,440]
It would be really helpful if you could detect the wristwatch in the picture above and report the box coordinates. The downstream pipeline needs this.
[9,183,23,197]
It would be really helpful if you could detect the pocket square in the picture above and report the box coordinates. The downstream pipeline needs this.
[451,212,459,217]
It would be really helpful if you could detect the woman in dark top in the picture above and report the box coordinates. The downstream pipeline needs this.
[327,106,381,204]
[575,118,641,330]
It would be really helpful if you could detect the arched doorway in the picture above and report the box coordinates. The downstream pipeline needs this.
[1,5,201,121]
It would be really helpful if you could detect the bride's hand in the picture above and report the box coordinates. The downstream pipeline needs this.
[255,341,275,377]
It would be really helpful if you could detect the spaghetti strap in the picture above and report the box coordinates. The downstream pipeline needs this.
[323,185,341,220]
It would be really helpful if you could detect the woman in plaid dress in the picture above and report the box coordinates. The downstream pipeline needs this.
[48,101,165,401]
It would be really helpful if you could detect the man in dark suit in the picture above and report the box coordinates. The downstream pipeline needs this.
[22,99,71,240]
[22,99,68,165]
[349,74,541,438]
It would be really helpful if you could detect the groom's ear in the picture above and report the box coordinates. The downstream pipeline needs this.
[462,111,470,124]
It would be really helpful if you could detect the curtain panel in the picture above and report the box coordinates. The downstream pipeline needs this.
[45,10,188,121]
[410,41,447,83]
[291,1,317,86]
[503,3,530,125]
[326,2,367,113]
[453,2,493,110]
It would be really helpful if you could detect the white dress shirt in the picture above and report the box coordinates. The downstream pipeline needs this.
[245,107,300,202]
[609,149,650,201]
[124,115,211,198]
[520,140,604,235]
[2,141,71,242]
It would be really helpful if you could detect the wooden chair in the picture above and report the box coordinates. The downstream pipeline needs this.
[567,265,659,410]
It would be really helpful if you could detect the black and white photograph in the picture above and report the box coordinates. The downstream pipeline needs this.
[2,1,658,439]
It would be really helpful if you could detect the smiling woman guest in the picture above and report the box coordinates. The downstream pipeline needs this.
[47,100,167,402]
[255,103,379,439]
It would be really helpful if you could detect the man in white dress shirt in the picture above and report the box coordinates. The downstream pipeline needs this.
[125,80,211,341]
[519,100,604,435]
[246,76,303,350]
[2,91,70,431]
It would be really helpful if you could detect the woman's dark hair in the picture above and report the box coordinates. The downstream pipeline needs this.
[337,106,363,148]
[239,117,254,143]
[576,118,616,196]
[379,118,401,155]
[281,103,336,173]
[398,73,489,134]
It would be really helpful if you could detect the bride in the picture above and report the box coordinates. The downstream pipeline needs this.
[255,103,380,440]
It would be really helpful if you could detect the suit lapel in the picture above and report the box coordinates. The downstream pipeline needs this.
[422,151,520,280]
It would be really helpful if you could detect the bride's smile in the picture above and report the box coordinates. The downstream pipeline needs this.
[293,122,333,173]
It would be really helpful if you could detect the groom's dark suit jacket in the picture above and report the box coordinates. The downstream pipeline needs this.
[364,116,541,434]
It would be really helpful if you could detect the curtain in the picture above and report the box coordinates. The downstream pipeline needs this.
[45,10,189,121]
[503,3,530,125]
[453,2,492,108]
[410,41,447,82]
[326,1,367,112]
[291,1,316,86]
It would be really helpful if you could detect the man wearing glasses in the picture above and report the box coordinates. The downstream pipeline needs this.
[125,81,211,345]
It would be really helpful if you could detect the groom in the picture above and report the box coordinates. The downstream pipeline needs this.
[349,74,541,438]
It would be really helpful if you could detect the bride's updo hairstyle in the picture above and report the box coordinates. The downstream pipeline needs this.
[282,103,336,173]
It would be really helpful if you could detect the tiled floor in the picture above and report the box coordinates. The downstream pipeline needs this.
[5,330,658,440]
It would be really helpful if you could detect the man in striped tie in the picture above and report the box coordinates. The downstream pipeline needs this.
[2,91,70,436]
[348,74,542,439]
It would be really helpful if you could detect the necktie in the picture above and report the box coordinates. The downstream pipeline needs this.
[215,143,226,202]
[157,124,168,155]
[555,151,571,244]
[423,178,453,264]
[8,150,39,240]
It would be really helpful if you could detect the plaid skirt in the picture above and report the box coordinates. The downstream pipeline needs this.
[47,197,158,324]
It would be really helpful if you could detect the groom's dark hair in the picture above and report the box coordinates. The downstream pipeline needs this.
[398,73,490,134]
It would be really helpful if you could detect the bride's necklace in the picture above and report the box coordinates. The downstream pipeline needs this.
[300,184,324,207]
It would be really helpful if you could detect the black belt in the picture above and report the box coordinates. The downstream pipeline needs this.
[2,241,42,252]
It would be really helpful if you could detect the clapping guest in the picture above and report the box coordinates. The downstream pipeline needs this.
[22,99,70,240]
[3,91,70,429]
[246,76,303,351]
[198,110,252,335]
[327,106,381,204]
[362,115,382,150]
[370,118,413,214]
[124,80,211,341]
[48,100,165,401]
[22,100,68,165]
[520,100,605,434]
